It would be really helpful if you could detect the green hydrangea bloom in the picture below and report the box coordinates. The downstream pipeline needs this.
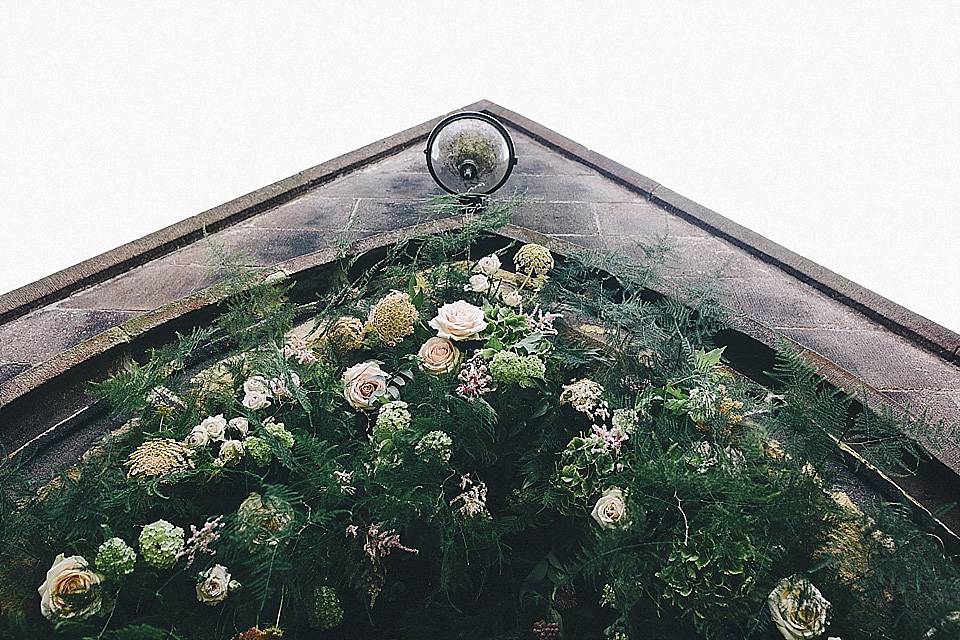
[374,401,410,442]
[612,408,639,435]
[489,351,545,388]
[308,586,344,630]
[415,430,453,465]
[244,436,272,466]
[96,537,136,579]
[139,520,184,570]
[265,422,295,449]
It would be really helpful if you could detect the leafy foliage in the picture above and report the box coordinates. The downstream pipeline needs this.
[2,196,959,640]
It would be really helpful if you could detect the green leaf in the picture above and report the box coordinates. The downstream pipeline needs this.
[695,346,725,372]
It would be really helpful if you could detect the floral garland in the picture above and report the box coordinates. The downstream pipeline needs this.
[5,238,960,640]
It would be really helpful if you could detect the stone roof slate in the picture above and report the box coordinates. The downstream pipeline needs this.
[2,100,959,479]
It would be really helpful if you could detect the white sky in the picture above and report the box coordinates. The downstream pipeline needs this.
[2,2,958,332]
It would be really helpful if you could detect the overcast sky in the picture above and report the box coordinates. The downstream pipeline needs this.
[2,2,958,332]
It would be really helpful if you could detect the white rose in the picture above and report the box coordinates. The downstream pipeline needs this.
[217,439,244,466]
[418,337,462,376]
[200,414,227,442]
[242,390,271,411]
[768,575,830,640]
[591,488,629,529]
[228,417,249,437]
[243,376,270,396]
[185,426,210,448]
[196,564,238,606]
[475,254,501,276]
[38,554,104,621]
[500,289,522,307]
[428,300,488,341]
[464,273,490,293]
[343,360,389,411]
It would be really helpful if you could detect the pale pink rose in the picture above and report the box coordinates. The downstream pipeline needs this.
[343,361,389,411]
[418,337,462,376]
[428,300,488,341]
[196,564,238,606]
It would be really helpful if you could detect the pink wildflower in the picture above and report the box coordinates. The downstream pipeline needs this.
[178,517,224,567]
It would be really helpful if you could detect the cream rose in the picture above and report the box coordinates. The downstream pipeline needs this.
[243,376,270,395]
[475,254,501,276]
[196,564,239,606]
[429,300,488,341]
[768,575,830,640]
[38,554,104,621]
[464,274,490,293]
[418,337,462,376]
[199,414,227,442]
[591,488,628,529]
[343,360,389,411]
[242,389,271,411]
[185,426,209,448]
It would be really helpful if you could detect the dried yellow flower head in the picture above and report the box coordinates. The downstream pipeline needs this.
[369,292,419,346]
[125,438,194,481]
[327,316,366,353]
[514,244,554,278]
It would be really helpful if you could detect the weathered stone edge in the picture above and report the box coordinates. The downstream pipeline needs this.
[476,100,960,366]
[0,100,491,326]
[0,217,466,409]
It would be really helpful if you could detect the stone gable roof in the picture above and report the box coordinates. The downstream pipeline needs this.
[2,100,959,538]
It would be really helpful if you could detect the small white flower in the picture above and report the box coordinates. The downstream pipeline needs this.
[199,414,227,442]
[242,390,271,411]
[228,417,249,437]
[475,254,501,276]
[269,372,300,398]
[184,426,209,448]
[217,439,244,466]
[500,289,522,307]
[464,273,490,293]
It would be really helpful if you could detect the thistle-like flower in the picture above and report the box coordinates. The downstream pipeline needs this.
[327,316,366,353]
[125,438,194,481]
[514,243,554,277]
[369,291,419,346]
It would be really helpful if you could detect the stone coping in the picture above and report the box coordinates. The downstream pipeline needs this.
[2,100,958,370]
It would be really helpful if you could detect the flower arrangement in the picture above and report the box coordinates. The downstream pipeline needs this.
[2,204,959,640]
